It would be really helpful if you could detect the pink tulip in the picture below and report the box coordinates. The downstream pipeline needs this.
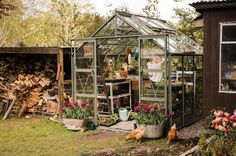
[214,125,219,130]
[224,112,230,117]
[222,121,227,127]
[223,117,229,123]
[229,115,235,121]
[214,111,224,117]
[214,111,217,117]
[218,125,225,131]
[233,109,236,115]
[212,120,217,125]
[215,117,222,123]
[233,122,236,128]
[224,128,231,134]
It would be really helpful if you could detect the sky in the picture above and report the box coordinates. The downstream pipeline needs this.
[90,0,199,21]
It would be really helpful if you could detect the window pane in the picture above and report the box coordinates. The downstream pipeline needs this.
[222,25,236,41]
[76,42,94,69]
[220,44,236,91]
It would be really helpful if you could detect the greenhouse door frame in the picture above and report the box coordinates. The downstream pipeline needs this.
[138,34,169,112]
[71,38,98,123]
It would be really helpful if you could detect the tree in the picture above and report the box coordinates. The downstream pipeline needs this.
[0,0,23,46]
[105,2,131,18]
[44,0,105,46]
[1,0,105,46]
[173,7,203,44]
[142,0,159,18]
[0,0,15,17]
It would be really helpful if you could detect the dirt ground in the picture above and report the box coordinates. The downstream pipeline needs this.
[81,136,198,156]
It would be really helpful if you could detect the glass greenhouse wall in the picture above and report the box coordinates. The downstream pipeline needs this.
[71,11,203,128]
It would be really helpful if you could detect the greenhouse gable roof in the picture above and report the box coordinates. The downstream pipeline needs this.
[91,11,203,55]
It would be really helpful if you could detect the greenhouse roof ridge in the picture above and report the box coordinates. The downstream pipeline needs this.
[72,11,203,55]
[115,11,167,23]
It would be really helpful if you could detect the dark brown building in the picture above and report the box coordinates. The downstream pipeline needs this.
[191,0,236,116]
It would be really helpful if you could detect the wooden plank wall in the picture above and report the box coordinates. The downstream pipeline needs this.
[203,8,236,116]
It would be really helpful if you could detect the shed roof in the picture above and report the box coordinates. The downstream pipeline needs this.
[80,11,203,55]
[0,47,71,55]
[191,0,236,12]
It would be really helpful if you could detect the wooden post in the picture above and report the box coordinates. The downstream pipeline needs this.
[3,99,15,120]
[57,48,64,116]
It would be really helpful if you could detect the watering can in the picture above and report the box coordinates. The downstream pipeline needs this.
[118,107,131,122]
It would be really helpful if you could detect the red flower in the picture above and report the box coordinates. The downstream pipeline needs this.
[143,108,149,113]
[68,103,74,109]
[153,104,158,109]
[85,103,90,109]
[150,108,156,113]
[74,102,79,106]
[80,100,86,108]
[134,106,140,112]
[60,106,66,112]
[160,107,165,113]
[168,111,175,119]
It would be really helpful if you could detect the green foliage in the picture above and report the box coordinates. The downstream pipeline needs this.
[109,113,119,122]
[134,103,173,125]
[0,0,105,46]
[61,101,91,119]
[206,136,235,156]
[174,8,203,44]
[202,109,216,130]
[142,0,159,18]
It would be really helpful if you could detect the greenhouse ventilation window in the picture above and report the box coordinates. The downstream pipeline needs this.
[220,23,236,93]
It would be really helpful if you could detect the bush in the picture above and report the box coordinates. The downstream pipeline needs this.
[197,109,236,156]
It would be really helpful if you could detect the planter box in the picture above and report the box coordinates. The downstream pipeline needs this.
[62,118,88,131]
[139,124,164,138]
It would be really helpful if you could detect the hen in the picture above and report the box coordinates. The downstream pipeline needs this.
[125,127,144,143]
[167,124,177,145]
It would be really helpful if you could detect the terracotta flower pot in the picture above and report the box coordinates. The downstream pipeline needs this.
[62,118,88,131]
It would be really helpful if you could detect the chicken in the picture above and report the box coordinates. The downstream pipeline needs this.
[167,124,177,145]
[125,127,144,143]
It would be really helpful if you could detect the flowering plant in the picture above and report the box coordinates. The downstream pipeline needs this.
[134,103,175,125]
[61,100,91,119]
[210,109,236,136]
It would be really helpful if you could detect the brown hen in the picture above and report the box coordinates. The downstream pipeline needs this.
[125,127,144,143]
[167,124,177,145]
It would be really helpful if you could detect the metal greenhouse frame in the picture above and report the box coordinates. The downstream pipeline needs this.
[71,11,203,128]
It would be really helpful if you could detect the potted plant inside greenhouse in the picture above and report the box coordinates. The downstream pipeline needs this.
[61,100,91,131]
[134,103,175,138]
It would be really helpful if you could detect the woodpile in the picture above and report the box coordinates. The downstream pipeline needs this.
[0,56,59,119]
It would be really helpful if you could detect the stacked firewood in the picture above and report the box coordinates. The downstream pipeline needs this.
[0,57,58,118]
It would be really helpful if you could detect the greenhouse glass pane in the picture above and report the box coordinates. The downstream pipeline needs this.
[76,42,94,69]
[116,17,140,35]
[76,72,94,94]
[121,16,153,35]
[95,17,116,37]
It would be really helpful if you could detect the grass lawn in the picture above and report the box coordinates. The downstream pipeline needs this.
[0,117,192,156]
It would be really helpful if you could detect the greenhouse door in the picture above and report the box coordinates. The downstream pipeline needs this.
[71,39,97,123]
[138,35,168,108]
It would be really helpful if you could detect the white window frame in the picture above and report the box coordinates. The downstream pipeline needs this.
[219,22,236,93]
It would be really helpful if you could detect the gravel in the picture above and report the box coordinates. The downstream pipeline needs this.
[178,120,203,139]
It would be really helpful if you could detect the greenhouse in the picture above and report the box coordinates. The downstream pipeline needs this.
[71,11,203,128]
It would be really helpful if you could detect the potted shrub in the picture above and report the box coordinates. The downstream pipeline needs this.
[134,103,174,138]
[61,100,91,131]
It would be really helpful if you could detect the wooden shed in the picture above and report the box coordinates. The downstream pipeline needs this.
[191,0,236,116]
[0,47,71,117]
